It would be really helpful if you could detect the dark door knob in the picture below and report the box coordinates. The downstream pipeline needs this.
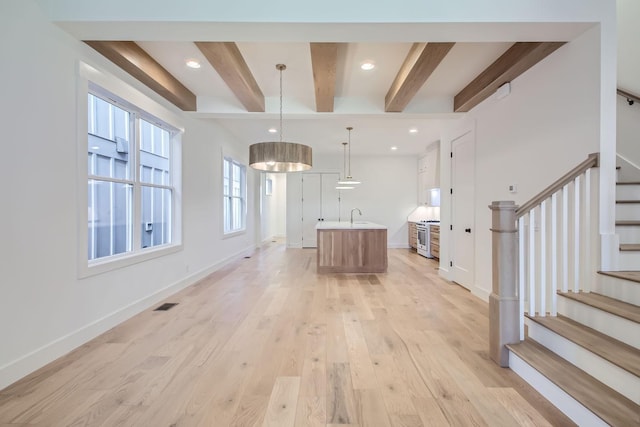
[465,228,471,233]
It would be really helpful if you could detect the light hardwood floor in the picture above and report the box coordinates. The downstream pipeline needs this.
[0,244,574,426]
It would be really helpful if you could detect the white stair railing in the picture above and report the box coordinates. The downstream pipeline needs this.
[489,153,600,365]
[515,157,599,339]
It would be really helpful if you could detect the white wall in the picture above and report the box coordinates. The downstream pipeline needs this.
[286,154,418,248]
[0,0,260,389]
[617,95,640,179]
[261,173,287,242]
[440,26,601,300]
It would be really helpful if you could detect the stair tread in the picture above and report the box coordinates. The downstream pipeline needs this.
[616,199,640,203]
[617,181,640,185]
[621,244,640,251]
[599,270,640,284]
[558,291,640,323]
[616,220,640,226]
[525,314,640,377]
[507,339,640,426]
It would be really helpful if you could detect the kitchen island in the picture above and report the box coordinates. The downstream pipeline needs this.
[316,221,387,273]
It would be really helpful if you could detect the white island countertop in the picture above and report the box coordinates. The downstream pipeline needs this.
[316,221,387,230]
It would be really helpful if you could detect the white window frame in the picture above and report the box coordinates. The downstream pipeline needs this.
[77,62,183,278]
[223,156,247,235]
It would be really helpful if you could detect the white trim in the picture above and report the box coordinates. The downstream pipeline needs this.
[81,243,183,278]
[471,285,490,302]
[79,61,183,132]
[76,61,184,278]
[222,156,248,235]
[0,243,256,391]
[222,229,247,239]
[388,243,410,249]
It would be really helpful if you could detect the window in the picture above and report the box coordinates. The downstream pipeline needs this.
[223,157,246,233]
[87,91,176,261]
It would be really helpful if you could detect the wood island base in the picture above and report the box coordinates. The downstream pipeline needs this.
[317,226,387,274]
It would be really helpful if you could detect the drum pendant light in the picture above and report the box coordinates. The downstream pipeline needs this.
[249,64,312,172]
[337,126,361,185]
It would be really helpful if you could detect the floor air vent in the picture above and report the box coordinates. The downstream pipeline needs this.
[154,302,178,311]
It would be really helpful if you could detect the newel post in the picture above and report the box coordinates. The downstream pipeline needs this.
[489,201,520,367]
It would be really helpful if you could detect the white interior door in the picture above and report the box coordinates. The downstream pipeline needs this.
[301,173,340,248]
[302,174,321,247]
[321,173,340,221]
[450,131,475,290]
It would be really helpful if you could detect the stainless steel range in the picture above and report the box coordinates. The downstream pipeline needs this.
[416,220,439,258]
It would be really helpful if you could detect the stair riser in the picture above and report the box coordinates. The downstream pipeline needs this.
[615,203,640,220]
[509,352,610,427]
[557,297,640,349]
[616,251,640,270]
[616,184,640,200]
[616,225,640,243]
[526,319,640,404]
[594,275,640,306]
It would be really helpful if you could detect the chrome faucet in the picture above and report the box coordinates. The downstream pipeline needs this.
[350,208,362,225]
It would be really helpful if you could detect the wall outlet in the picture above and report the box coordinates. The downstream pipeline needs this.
[508,184,517,193]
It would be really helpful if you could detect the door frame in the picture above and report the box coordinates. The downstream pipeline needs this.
[449,129,476,290]
[439,119,476,288]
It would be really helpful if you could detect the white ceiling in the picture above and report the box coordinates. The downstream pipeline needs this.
[137,40,513,154]
[43,1,638,156]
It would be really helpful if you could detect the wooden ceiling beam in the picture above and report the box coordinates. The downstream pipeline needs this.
[84,41,196,111]
[310,43,338,112]
[385,42,455,113]
[195,42,265,112]
[454,42,566,113]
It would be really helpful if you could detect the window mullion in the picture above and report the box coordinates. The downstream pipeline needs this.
[89,179,96,260]
[132,113,142,252]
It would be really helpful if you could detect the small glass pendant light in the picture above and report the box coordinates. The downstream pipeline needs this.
[336,142,354,190]
[337,126,361,185]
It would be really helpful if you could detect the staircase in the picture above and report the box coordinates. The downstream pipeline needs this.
[492,157,640,426]
[615,181,640,269]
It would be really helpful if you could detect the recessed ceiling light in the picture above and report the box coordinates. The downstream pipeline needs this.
[185,59,201,69]
[409,128,418,134]
[268,128,278,133]
[390,146,398,151]
[91,146,100,150]
[360,61,375,71]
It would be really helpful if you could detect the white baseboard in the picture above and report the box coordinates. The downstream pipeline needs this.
[508,351,609,427]
[0,244,256,391]
[388,243,410,249]
[471,286,490,302]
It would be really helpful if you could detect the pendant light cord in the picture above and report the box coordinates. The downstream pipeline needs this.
[278,65,284,143]
[342,142,348,179]
[347,127,353,178]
